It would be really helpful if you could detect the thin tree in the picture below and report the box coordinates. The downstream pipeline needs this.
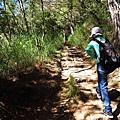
[2,0,11,40]
[108,0,120,49]
[18,0,29,33]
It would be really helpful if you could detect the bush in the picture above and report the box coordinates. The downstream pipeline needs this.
[0,33,64,78]
[0,36,40,77]
[66,74,78,104]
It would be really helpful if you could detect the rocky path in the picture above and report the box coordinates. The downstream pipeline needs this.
[59,46,120,120]
[0,46,120,120]
[61,46,96,80]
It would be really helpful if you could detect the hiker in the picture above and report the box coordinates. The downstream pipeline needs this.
[85,27,113,118]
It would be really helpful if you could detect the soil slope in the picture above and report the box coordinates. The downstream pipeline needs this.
[0,46,120,120]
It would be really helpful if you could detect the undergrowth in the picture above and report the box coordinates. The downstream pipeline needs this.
[66,74,79,104]
[0,34,64,78]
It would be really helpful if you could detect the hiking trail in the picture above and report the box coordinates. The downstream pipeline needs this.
[58,46,120,120]
[0,45,120,120]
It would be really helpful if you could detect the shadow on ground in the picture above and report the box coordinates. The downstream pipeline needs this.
[109,89,120,120]
[0,67,75,120]
[0,71,120,120]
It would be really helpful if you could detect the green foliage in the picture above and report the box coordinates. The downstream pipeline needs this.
[68,25,90,48]
[67,0,113,49]
[39,34,64,60]
[0,33,64,77]
[66,74,78,104]
[0,36,40,77]
[0,0,115,78]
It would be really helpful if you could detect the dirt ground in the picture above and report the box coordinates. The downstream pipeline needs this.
[0,47,120,120]
[0,66,63,120]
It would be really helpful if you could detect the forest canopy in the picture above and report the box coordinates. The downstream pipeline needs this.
[0,0,114,77]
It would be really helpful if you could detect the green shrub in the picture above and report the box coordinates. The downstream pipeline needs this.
[66,74,78,104]
[0,33,64,77]
[0,36,40,77]
[40,34,64,59]
[68,25,90,49]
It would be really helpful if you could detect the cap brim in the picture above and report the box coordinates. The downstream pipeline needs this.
[89,33,102,38]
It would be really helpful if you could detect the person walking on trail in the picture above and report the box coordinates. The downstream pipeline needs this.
[85,27,113,118]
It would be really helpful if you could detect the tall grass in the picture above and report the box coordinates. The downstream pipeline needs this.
[0,33,64,78]
[0,36,40,77]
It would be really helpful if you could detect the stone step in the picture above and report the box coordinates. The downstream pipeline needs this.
[74,100,120,120]
[68,53,84,57]
[64,79,120,120]
[73,87,120,120]
[61,52,68,57]
[46,45,120,120]
[61,69,97,80]
[60,46,120,120]
[61,61,90,68]
[61,56,88,62]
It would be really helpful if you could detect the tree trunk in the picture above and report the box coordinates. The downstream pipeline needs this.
[7,4,21,34]
[3,0,11,40]
[108,0,120,49]
[18,0,29,33]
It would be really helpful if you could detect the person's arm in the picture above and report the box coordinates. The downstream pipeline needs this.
[86,41,97,59]
[94,43,100,60]
[86,41,100,60]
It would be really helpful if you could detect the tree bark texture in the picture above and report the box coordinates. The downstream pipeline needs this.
[108,0,120,49]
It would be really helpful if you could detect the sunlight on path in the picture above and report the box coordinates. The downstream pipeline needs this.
[60,46,120,120]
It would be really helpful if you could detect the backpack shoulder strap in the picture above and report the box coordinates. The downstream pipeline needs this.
[93,38,104,46]
[93,38,110,46]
